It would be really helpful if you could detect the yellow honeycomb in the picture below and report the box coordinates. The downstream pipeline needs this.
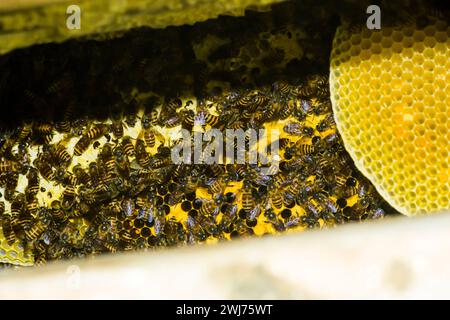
[330,18,450,216]
[0,227,33,266]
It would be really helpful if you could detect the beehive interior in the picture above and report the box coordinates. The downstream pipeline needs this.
[4,0,448,267]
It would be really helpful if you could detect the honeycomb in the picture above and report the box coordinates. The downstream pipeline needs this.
[0,226,33,266]
[330,16,450,216]
[0,1,393,266]
[0,77,390,266]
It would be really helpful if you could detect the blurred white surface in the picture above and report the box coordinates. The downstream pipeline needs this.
[1,213,450,299]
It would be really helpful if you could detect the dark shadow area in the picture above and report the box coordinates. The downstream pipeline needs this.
[0,1,338,131]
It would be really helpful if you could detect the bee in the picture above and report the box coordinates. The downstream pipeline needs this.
[241,180,255,212]
[199,199,220,217]
[2,213,16,245]
[103,197,121,215]
[142,128,156,148]
[0,173,19,194]
[0,201,4,216]
[295,100,313,118]
[284,217,301,229]
[0,137,15,158]
[34,122,54,144]
[180,110,196,128]
[62,185,76,210]
[229,120,246,130]
[204,164,224,178]
[357,179,373,198]
[85,124,109,140]
[74,135,91,156]
[185,216,207,242]
[16,122,32,141]
[34,240,48,265]
[52,143,72,166]
[100,149,116,184]
[55,104,74,133]
[50,200,66,221]
[124,104,138,128]
[135,139,151,167]
[253,92,270,109]
[10,194,25,228]
[73,164,91,185]
[70,201,89,219]
[300,213,320,229]
[25,220,46,241]
[310,74,329,100]
[148,108,159,125]
[219,203,237,231]
[334,174,348,188]
[71,117,88,136]
[164,218,183,246]
[15,142,31,173]
[316,194,340,216]
[305,202,321,218]
[0,173,9,187]
[273,80,291,96]
[121,136,135,158]
[110,115,124,139]
[284,177,302,199]
[241,110,253,121]
[34,157,55,181]
[316,113,336,132]
[115,151,130,178]
[235,94,253,109]
[264,207,277,223]
[204,178,224,195]
[17,209,32,230]
[134,194,147,210]
[367,207,385,219]
[139,116,158,147]
[0,160,17,173]
[196,110,220,127]
[154,207,166,236]
[247,203,262,221]
[104,237,119,253]
[166,98,182,113]
[25,194,39,216]
[195,214,219,236]
[86,161,101,186]
[270,189,283,209]
[4,172,19,201]
[272,172,291,189]
[149,157,170,169]
[296,78,317,99]
[283,122,314,137]
[121,198,135,217]
[351,197,371,214]
[282,190,296,207]
[322,132,339,146]
[294,143,314,156]
[276,101,294,120]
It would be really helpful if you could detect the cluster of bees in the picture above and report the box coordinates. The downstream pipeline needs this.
[0,74,391,265]
[0,2,396,265]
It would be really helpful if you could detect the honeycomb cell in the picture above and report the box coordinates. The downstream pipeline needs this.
[330,18,450,216]
[0,227,33,266]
